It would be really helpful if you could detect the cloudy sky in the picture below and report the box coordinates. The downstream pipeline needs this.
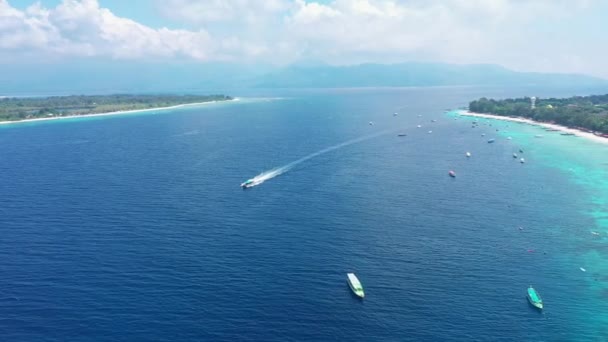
[2,0,608,77]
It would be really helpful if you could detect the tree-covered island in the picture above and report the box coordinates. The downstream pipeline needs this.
[0,94,233,122]
[469,94,608,135]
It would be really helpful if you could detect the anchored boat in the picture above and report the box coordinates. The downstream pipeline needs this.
[347,273,365,298]
[527,286,543,310]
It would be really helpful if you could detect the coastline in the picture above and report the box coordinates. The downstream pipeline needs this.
[457,110,608,146]
[0,98,239,126]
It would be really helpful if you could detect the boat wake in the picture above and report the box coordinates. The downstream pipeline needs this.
[244,130,391,188]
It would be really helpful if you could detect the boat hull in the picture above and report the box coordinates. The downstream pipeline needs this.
[527,287,543,310]
[347,273,365,298]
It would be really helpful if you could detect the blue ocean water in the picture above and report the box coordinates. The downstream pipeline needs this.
[0,87,607,341]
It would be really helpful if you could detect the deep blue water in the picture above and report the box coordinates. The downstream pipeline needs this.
[1,87,607,341]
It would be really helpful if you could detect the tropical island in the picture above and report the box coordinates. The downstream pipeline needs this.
[468,94,608,134]
[0,94,233,122]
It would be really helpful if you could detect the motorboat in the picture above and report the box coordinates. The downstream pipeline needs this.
[347,273,365,298]
[527,286,543,310]
[241,179,255,189]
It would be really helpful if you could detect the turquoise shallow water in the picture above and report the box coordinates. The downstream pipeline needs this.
[0,86,607,341]
[459,114,608,338]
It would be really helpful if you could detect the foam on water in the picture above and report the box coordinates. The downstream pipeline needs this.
[244,130,392,187]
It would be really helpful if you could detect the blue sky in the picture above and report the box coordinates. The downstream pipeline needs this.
[2,0,608,78]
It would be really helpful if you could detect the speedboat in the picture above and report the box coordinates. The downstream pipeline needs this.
[527,286,543,310]
[417,125,422,128]
[393,112,398,116]
[488,139,495,143]
[520,158,525,163]
[513,153,518,158]
[449,170,456,177]
[241,179,255,189]
[347,273,365,298]
[398,133,407,137]
[466,152,471,158]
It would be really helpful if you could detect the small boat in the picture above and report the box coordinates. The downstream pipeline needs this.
[398,133,407,137]
[519,149,524,153]
[417,115,422,117]
[580,267,586,272]
[431,119,437,122]
[513,153,518,158]
[369,121,374,126]
[591,231,601,236]
[347,273,365,298]
[241,179,255,189]
[561,132,576,136]
[449,170,456,177]
[417,125,422,128]
[487,139,495,143]
[481,133,486,137]
[527,286,543,310]
[428,130,432,134]
[535,134,543,138]
[507,137,512,140]
[393,112,398,116]
[520,158,525,164]
[466,152,471,158]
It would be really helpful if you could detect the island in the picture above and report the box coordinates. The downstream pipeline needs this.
[468,94,608,135]
[0,94,233,122]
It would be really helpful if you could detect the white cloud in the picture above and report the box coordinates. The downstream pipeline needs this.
[0,0,607,76]
[0,0,214,60]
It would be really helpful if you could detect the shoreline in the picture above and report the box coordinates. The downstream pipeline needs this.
[457,110,608,146]
[0,98,239,126]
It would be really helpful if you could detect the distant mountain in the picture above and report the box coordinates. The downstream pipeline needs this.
[0,61,605,95]
[0,60,268,96]
[254,63,608,88]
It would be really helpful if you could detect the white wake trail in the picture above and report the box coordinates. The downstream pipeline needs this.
[245,130,391,187]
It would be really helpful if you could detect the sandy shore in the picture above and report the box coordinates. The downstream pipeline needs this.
[0,98,239,126]
[458,110,608,146]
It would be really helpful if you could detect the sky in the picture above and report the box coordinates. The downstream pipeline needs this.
[2,0,608,78]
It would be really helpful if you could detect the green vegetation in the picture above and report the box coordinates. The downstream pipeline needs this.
[0,94,233,122]
[469,94,608,134]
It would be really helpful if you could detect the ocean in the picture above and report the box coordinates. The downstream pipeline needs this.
[0,86,607,341]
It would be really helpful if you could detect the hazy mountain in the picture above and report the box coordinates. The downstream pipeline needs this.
[254,63,608,88]
[1,61,605,96]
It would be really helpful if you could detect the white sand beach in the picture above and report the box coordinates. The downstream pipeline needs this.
[458,110,608,146]
[0,98,239,126]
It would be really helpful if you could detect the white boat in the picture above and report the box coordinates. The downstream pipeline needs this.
[466,152,471,157]
[417,125,422,128]
[428,130,432,134]
[369,121,374,126]
[241,179,255,189]
[535,135,543,138]
[580,267,587,272]
[520,158,525,163]
[347,273,365,298]
[507,137,512,140]
[513,153,518,158]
